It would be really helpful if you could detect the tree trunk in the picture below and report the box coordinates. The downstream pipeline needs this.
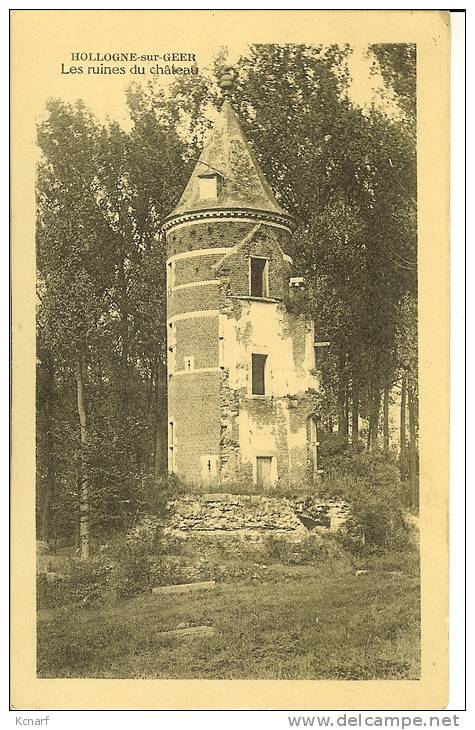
[383,385,390,451]
[344,386,350,436]
[407,378,418,510]
[117,253,130,374]
[366,378,372,451]
[369,378,381,451]
[38,350,56,543]
[351,377,359,447]
[117,252,131,428]
[337,387,346,435]
[76,358,90,559]
[154,354,168,479]
[400,375,408,483]
[337,354,349,436]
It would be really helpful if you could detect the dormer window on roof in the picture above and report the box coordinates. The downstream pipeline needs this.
[198,171,222,201]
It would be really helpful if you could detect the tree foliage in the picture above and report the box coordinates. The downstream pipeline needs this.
[36,96,188,548]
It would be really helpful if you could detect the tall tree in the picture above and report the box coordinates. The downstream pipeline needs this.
[36,91,189,549]
[37,99,112,554]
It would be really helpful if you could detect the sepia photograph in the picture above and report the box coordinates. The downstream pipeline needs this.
[11,9,451,710]
[35,40,420,681]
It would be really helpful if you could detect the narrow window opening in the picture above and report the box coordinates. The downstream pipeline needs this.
[168,421,174,472]
[251,353,267,395]
[168,323,175,375]
[308,415,318,474]
[167,261,173,292]
[250,257,268,298]
[184,355,194,371]
[219,336,225,369]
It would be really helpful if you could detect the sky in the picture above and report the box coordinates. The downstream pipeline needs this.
[23,10,397,132]
[41,45,391,129]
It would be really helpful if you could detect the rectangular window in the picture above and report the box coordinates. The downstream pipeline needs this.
[184,355,194,371]
[250,257,268,298]
[251,353,267,395]
[198,174,219,200]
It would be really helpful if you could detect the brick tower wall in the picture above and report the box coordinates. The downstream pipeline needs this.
[166,219,274,483]
[166,217,317,487]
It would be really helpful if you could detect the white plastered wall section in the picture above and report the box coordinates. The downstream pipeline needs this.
[221,300,317,395]
[220,300,318,479]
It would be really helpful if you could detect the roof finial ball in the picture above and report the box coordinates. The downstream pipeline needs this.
[218,65,237,100]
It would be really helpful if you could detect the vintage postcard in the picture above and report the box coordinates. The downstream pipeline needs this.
[11,9,450,710]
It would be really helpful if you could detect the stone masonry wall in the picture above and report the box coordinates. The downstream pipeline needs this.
[165,493,349,542]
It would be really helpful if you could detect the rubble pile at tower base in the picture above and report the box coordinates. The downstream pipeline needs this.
[163,493,349,544]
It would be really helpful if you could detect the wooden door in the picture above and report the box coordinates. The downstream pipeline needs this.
[256,456,272,491]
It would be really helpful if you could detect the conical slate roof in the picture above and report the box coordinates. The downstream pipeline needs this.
[166,101,292,223]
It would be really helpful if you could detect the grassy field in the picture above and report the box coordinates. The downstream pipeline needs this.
[37,551,420,680]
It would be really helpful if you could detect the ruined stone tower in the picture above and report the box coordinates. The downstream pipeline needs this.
[162,91,319,490]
